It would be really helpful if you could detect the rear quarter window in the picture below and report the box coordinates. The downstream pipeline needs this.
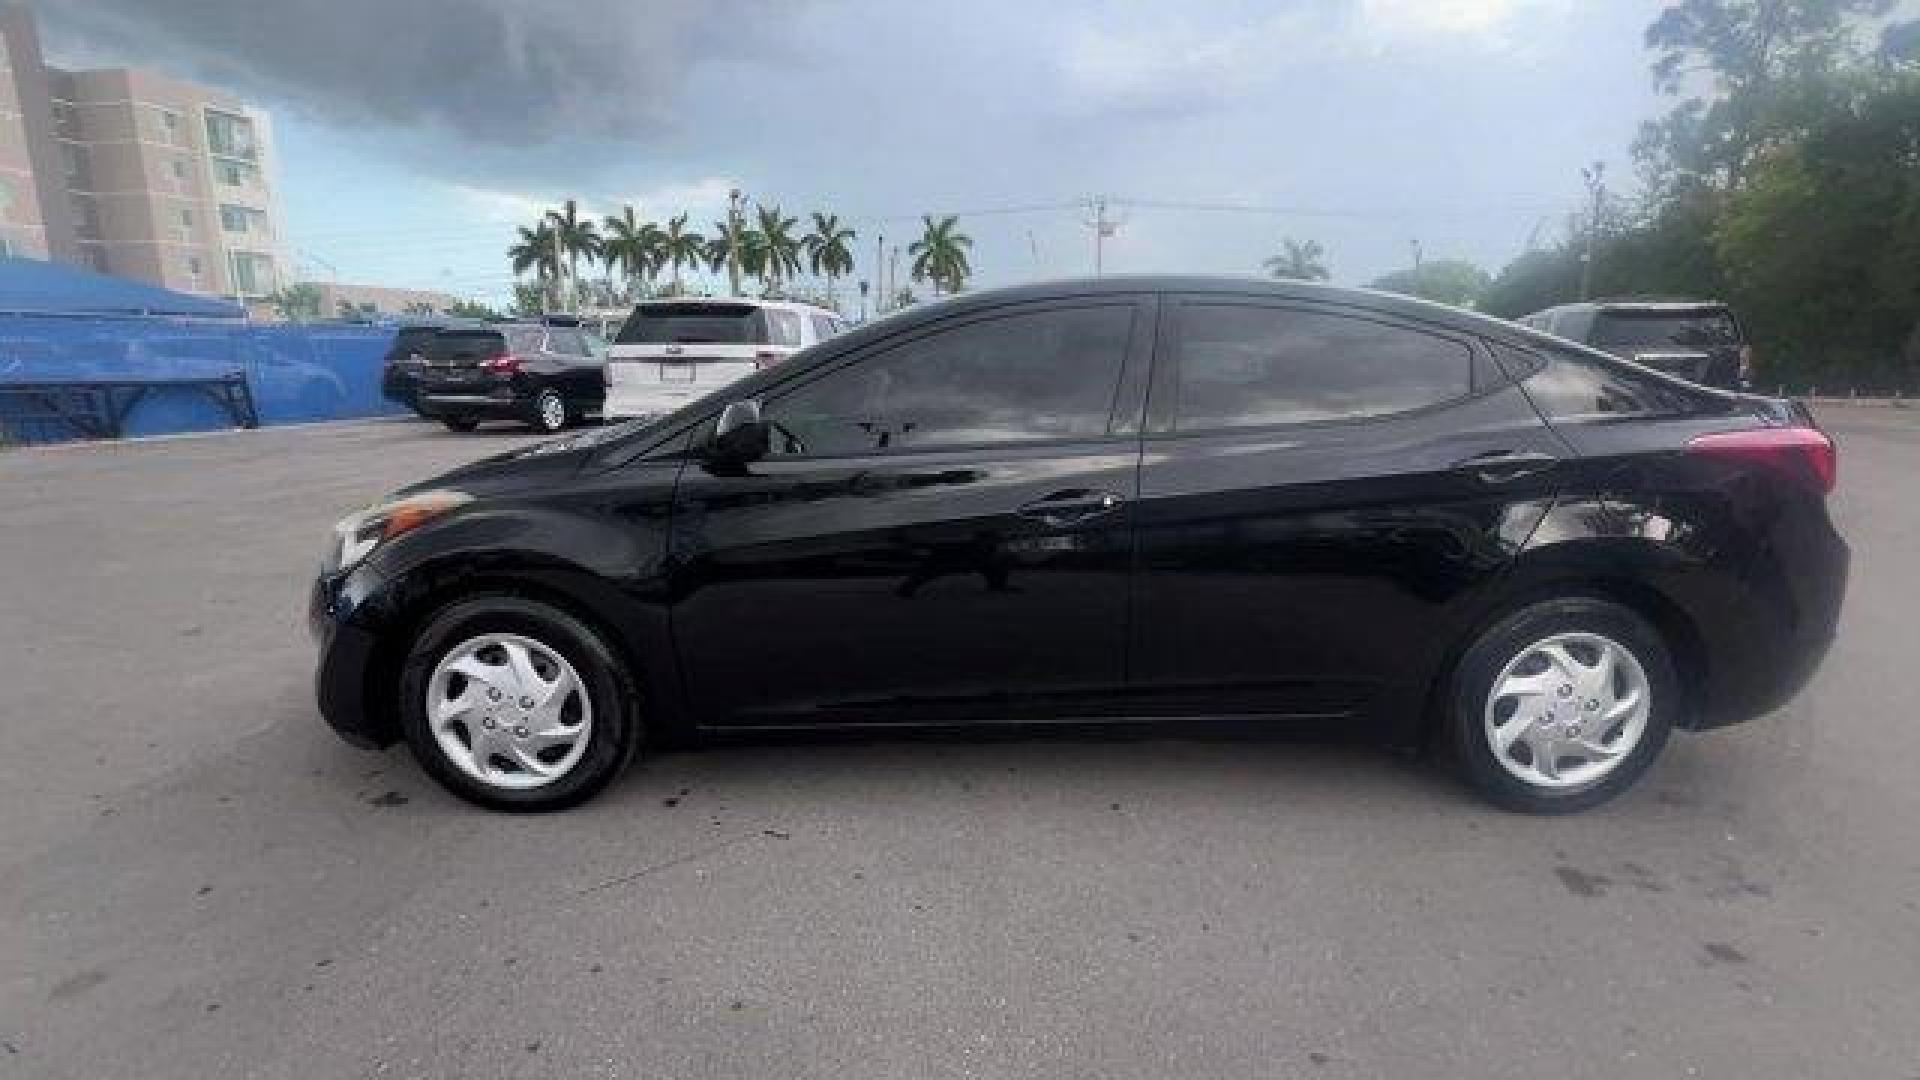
[1501,342,1699,419]
[765,310,804,348]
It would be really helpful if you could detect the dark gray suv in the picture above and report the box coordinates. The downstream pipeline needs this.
[1518,300,1752,391]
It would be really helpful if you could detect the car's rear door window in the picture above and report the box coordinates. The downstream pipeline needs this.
[617,303,766,344]
[1166,303,1472,431]
[765,305,1135,456]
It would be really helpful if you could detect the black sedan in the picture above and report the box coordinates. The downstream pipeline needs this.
[311,276,1847,813]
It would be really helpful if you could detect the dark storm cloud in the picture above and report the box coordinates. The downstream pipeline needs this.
[38,0,776,142]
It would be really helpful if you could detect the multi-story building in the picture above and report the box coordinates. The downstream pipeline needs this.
[0,3,287,302]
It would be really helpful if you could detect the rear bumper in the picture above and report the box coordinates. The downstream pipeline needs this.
[1692,518,1849,730]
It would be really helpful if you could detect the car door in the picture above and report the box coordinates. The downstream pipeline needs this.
[668,296,1155,727]
[1128,296,1566,722]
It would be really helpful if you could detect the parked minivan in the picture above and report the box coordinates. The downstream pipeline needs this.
[602,298,847,421]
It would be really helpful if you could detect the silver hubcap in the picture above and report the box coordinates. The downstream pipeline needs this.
[426,633,591,790]
[540,395,564,428]
[1484,632,1649,789]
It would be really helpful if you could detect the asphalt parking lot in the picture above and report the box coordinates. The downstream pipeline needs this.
[4,408,1919,1079]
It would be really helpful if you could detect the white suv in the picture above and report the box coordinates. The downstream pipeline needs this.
[602,298,848,421]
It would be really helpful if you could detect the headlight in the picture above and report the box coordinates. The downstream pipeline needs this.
[330,489,471,573]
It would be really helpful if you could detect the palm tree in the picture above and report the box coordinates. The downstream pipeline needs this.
[508,222,560,309]
[601,204,664,301]
[802,212,856,310]
[545,199,600,310]
[755,203,802,297]
[707,217,765,296]
[908,214,973,295]
[659,213,704,296]
[1264,237,1329,282]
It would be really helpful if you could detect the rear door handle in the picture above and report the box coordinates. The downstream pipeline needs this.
[1017,488,1123,526]
[1454,451,1559,484]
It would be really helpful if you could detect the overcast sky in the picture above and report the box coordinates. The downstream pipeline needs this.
[39,0,1762,305]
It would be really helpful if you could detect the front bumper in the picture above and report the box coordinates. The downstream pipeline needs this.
[310,569,398,750]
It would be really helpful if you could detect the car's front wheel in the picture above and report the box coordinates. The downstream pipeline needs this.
[1446,596,1676,814]
[398,596,641,811]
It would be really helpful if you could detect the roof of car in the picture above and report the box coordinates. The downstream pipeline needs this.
[1530,297,1731,316]
[840,275,1533,344]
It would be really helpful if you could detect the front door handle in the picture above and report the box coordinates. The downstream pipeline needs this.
[1017,488,1123,526]
[1454,450,1559,484]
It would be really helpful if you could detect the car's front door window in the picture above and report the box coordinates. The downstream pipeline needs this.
[763,305,1134,456]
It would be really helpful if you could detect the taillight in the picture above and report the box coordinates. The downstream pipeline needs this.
[754,350,782,370]
[1687,426,1836,494]
[481,352,521,375]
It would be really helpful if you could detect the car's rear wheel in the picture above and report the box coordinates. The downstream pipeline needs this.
[1446,596,1675,814]
[441,416,479,432]
[530,389,568,433]
[398,596,641,812]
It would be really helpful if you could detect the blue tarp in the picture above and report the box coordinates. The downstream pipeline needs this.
[0,314,403,442]
[0,256,245,319]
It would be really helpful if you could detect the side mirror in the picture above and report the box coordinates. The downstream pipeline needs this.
[709,398,770,465]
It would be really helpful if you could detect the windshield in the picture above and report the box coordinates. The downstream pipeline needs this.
[616,303,766,345]
[1592,311,1740,355]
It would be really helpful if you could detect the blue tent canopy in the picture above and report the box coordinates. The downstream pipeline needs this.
[0,256,245,319]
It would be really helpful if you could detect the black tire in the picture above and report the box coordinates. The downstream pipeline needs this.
[441,416,479,432]
[398,596,642,812]
[1445,596,1676,814]
[529,388,569,433]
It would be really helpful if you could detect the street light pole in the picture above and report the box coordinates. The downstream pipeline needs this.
[727,188,744,298]
[1580,161,1605,301]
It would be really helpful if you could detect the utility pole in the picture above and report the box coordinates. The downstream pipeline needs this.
[549,222,565,312]
[1580,161,1605,301]
[1084,196,1117,275]
[726,187,744,298]
[888,244,900,305]
[874,234,885,313]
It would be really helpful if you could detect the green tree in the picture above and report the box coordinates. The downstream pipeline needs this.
[1637,0,1892,191]
[545,199,600,311]
[445,298,498,319]
[1368,259,1492,308]
[509,280,547,317]
[659,213,705,296]
[508,222,560,309]
[802,211,857,308]
[707,218,765,294]
[754,204,802,296]
[1263,237,1330,281]
[601,204,664,301]
[908,214,973,295]
[1713,75,1920,388]
[266,282,322,321]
